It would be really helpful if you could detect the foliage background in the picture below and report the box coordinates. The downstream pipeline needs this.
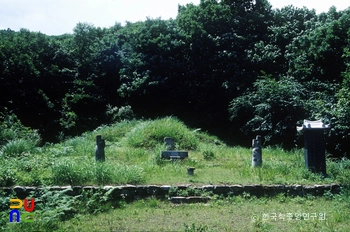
[1,0,350,157]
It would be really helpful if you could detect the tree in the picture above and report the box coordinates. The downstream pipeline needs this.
[229,76,308,147]
[247,6,317,76]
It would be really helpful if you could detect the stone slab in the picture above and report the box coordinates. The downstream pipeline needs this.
[161,151,188,159]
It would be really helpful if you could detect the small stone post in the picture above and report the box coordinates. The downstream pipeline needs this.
[252,135,262,167]
[164,137,175,150]
[95,135,105,162]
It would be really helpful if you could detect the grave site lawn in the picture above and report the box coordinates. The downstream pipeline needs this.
[1,117,350,231]
[1,117,350,187]
[5,192,350,232]
[57,195,350,232]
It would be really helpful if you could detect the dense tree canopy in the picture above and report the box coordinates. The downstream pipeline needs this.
[1,0,350,157]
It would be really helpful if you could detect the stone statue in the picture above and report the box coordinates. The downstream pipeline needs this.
[252,135,262,167]
[95,135,105,162]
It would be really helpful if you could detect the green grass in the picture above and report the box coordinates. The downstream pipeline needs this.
[1,116,350,231]
[0,116,350,187]
[4,191,350,232]
[61,197,348,232]
[122,117,199,150]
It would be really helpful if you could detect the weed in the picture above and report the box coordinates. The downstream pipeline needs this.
[184,223,212,232]
[202,150,215,160]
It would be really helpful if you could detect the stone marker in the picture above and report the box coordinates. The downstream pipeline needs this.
[297,120,330,175]
[95,135,105,162]
[164,137,175,150]
[161,137,188,160]
[252,135,262,167]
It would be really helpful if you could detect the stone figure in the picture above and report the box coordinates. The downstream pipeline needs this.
[252,135,262,167]
[95,135,105,162]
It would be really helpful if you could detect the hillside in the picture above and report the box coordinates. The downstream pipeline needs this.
[1,117,349,187]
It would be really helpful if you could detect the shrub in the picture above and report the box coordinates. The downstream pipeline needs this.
[106,104,135,122]
[0,110,41,146]
[0,165,17,187]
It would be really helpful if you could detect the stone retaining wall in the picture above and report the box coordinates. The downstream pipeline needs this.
[0,184,344,200]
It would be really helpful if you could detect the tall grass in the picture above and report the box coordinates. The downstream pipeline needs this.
[123,117,199,150]
[51,158,144,185]
[0,139,37,158]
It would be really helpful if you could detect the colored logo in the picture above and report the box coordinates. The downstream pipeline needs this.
[9,198,35,223]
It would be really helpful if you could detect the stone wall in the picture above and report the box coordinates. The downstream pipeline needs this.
[0,184,344,200]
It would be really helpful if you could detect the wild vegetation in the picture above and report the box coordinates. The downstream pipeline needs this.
[1,0,350,157]
[1,0,350,230]
[0,115,349,230]
[1,185,350,231]
[1,117,350,187]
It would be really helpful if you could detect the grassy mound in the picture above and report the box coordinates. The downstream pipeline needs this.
[123,117,200,150]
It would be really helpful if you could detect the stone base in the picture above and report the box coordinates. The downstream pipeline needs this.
[161,151,188,159]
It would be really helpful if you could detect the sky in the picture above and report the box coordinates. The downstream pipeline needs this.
[0,0,349,36]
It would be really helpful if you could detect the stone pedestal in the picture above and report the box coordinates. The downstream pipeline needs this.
[187,167,195,175]
[161,151,188,159]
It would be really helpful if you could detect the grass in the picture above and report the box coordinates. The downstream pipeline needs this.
[1,116,350,231]
[3,190,350,232]
[1,116,350,186]
[61,197,349,232]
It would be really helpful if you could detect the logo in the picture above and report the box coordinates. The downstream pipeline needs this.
[9,198,35,223]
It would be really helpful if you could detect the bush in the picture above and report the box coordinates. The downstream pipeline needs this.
[0,165,17,187]
[229,76,307,147]
[106,104,135,122]
[0,110,41,146]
